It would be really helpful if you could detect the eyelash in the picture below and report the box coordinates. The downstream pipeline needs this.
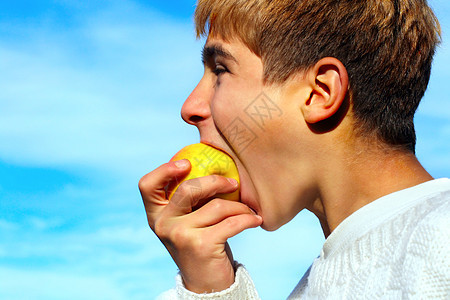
[212,64,228,76]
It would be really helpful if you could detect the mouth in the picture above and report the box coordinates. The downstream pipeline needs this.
[200,140,261,217]
[200,139,243,185]
[200,140,234,158]
[200,140,241,178]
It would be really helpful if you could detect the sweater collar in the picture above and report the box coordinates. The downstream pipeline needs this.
[321,178,450,259]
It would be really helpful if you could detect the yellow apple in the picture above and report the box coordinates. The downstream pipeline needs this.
[167,143,240,201]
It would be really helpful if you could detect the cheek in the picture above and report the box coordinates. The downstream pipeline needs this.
[211,92,261,155]
[210,95,233,135]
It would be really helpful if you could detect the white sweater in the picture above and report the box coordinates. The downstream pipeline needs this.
[158,178,450,299]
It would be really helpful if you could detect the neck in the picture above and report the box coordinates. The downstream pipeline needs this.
[308,143,433,238]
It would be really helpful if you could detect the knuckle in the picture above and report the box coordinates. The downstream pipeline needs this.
[166,226,210,256]
[138,163,170,192]
[176,180,203,202]
[176,182,189,196]
[211,175,231,189]
[223,216,239,228]
[210,174,222,184]
[138,175,149,192]
[208,198,225,211]
[154,219,198,251]
[153,217,169,238]
[172,185,192,203]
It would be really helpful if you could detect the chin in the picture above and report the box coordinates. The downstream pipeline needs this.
[259,211,295,231]
[257,216,284,232]
[239,179,283,231]
[260,223,278,232]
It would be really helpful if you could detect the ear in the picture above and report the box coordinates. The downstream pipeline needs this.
[301,57,349,124]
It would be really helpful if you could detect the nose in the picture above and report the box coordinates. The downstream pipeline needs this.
[181,80,211,126]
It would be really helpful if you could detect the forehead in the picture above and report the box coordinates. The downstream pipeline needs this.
[204,36,260,63]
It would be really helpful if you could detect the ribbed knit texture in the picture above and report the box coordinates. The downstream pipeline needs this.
[157,179,450,299]
[156,263,259,300]
[290,178,450,299]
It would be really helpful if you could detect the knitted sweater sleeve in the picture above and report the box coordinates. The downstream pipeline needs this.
[156,264,261,300]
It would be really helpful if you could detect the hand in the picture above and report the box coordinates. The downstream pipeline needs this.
[139,159,262,293]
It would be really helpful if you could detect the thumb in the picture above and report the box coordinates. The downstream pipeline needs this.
[139,160,191,223]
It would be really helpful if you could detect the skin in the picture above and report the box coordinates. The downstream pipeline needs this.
[139,36,433,293]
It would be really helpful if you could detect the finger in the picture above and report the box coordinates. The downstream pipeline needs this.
[190,199,256,227]
[166,175,239,215]
[210,214,263,243]
[139,159,191,215]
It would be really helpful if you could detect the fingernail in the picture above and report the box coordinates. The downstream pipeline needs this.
[174,159,189,169]
[227,178,238,186]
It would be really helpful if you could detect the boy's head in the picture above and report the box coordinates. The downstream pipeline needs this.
[195,0,441,152]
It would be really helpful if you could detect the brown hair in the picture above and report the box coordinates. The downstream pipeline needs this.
[195,0,441,152]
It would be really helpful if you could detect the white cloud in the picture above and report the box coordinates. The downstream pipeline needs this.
[0,185,324,299]
[0,1,448,300]
[0,267,129,300]
[0,0,447,176]
[0,1,203,176]
[0,219,19,231]
[0,216,177,299]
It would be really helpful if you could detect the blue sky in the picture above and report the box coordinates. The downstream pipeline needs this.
[0,1,449,299]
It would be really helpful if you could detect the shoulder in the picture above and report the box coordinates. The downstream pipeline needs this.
[406,188,449,256]
[412,187,449,239]
[402,192,449,298]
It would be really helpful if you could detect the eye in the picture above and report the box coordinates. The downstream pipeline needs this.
[212,64,228,76]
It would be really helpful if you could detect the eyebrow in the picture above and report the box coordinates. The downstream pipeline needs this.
[201,44,238,65]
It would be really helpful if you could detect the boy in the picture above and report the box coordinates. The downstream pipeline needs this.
[139,0,449,298]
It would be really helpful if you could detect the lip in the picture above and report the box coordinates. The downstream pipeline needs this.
[200,139,244,181]
[200,140,241,177]
[200,140,234,157]
[200,140,262,221]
